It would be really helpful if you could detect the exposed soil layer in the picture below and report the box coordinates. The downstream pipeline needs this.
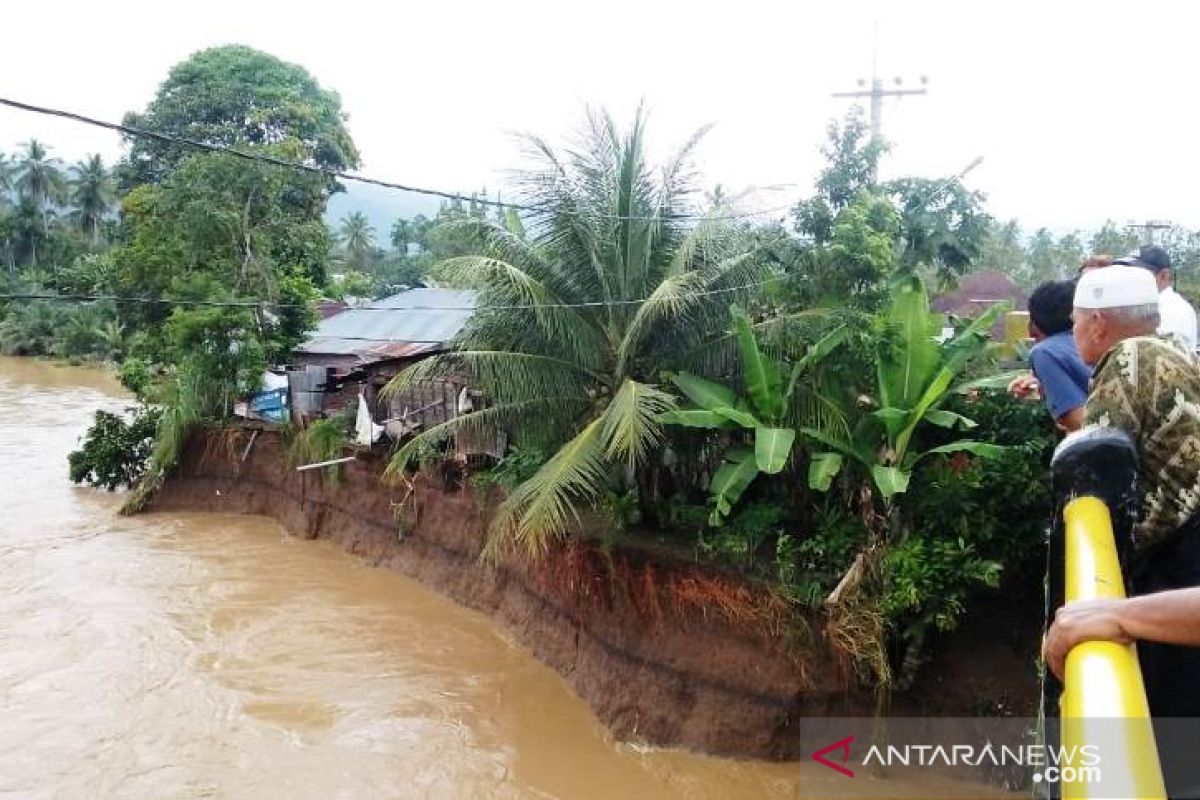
[147,428,1040,760]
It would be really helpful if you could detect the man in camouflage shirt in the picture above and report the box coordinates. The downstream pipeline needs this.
[1085,331,1200,551]
[1059,265,1200,793]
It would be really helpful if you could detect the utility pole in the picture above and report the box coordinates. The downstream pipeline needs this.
[1125,220,1172,245]
[832,73,929,142]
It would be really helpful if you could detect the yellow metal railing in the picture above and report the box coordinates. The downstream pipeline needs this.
[1059,496,1166,799]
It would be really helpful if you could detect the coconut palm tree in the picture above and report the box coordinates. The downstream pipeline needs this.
[70,155,115,246]
[384,108,772,556]
[13,141,67,237]
[390,217,412,253]
[338,211,375,270]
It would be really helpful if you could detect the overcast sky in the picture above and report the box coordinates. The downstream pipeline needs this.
[1,0,1193,234]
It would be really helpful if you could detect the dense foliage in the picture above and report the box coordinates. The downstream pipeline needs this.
[2,47,1165,694]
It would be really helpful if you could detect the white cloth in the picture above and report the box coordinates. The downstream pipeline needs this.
[355,394,385,446]
[456,386,474,414]
[1158,286,1198,351]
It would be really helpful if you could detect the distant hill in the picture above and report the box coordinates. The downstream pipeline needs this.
[324,182,441,244]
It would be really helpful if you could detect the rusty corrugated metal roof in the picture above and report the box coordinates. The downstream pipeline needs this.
[296,288,476,367]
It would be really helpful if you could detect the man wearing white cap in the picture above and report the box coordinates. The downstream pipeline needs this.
[1045,265,1200,783]
[1070,264,1200,550]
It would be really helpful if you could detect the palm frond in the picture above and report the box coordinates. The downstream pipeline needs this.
[487,418,609,557]
[437,256,608,368]
[598,379,676,468]
[381,350,597,407]
[383,396,590,478]
[615,270,709,375]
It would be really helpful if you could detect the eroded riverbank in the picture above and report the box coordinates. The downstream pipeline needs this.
[0,357,1018,798]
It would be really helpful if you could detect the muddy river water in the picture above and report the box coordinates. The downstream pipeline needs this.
[0,357,1009,799]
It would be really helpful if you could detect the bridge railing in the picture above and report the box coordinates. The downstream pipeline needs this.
[1050,428,1165,799]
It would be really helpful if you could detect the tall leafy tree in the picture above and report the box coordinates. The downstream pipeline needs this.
[119,44,360,192]
[1090,220,1140,258]
[70,155,115,245]
[384,109,772,555]
[113,149,324,360]
[979,218,1025,281]
[799,190,901,309]
[886,177,990,289]
[793,108,886,245]
[1024,228,1074,286]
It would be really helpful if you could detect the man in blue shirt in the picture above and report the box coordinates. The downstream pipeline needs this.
[1010,280,1092,431]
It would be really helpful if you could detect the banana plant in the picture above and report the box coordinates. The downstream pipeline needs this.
[660,306,848,525]
[802,275,1007,501]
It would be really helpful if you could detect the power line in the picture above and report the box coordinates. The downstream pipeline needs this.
[0,278,779,314]
[0,95,795,224]
[0,292,267,308]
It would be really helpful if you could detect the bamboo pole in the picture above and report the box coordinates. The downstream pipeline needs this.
[295,455,357,472]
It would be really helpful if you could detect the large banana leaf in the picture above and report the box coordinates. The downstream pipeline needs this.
[877,275,941,412]
[891,300,1006,458]
[953,369,1028,393]
[785,323,849,401]
[799,426,872,467]
[808,451,843,491]
[656,409,735,429]
[871,464,912,497]
[941,301,1010,376]
[908,440,1007,467]
[668,372,762,428]
[754,426,795,474]
[708,447,760,526]
[872,407,911,437]
[731,306,784,420]
[923,409,978,430]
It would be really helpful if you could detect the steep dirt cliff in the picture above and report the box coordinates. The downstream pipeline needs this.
[147,428,1039,760]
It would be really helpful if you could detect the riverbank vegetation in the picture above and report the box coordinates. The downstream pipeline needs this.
[3,43,1188,695]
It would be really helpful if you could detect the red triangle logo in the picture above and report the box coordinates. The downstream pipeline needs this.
[812,735,855,778]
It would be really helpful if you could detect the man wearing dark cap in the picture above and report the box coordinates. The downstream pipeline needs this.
[1114,244,1198,350]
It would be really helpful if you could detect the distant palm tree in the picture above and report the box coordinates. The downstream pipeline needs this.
[338,212,375,270]
[0,302,67,356]
[70,155,115,246]
[390,217,412,253]
[10,198,46,266]
[13,140,67,242]
[94,319,127,361]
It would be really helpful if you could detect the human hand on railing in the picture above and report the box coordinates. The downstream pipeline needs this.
[1043,598,1133,680]
[1007,372,1042,401]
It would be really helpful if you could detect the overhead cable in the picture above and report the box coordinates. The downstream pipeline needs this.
[0,96,796,224]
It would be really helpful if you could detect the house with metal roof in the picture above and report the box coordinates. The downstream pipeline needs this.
[288,288,491,450]
[293,288,476,374]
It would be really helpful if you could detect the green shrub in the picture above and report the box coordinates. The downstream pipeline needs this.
[697,500,790,569]
[775,504,866,607]
[69,406,161,490]
[118,358,153,398]
[287,417,349,483]
[471,447,546,494]
[881,533,1001,632]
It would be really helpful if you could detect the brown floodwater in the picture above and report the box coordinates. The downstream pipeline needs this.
[0,356,1012,799]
